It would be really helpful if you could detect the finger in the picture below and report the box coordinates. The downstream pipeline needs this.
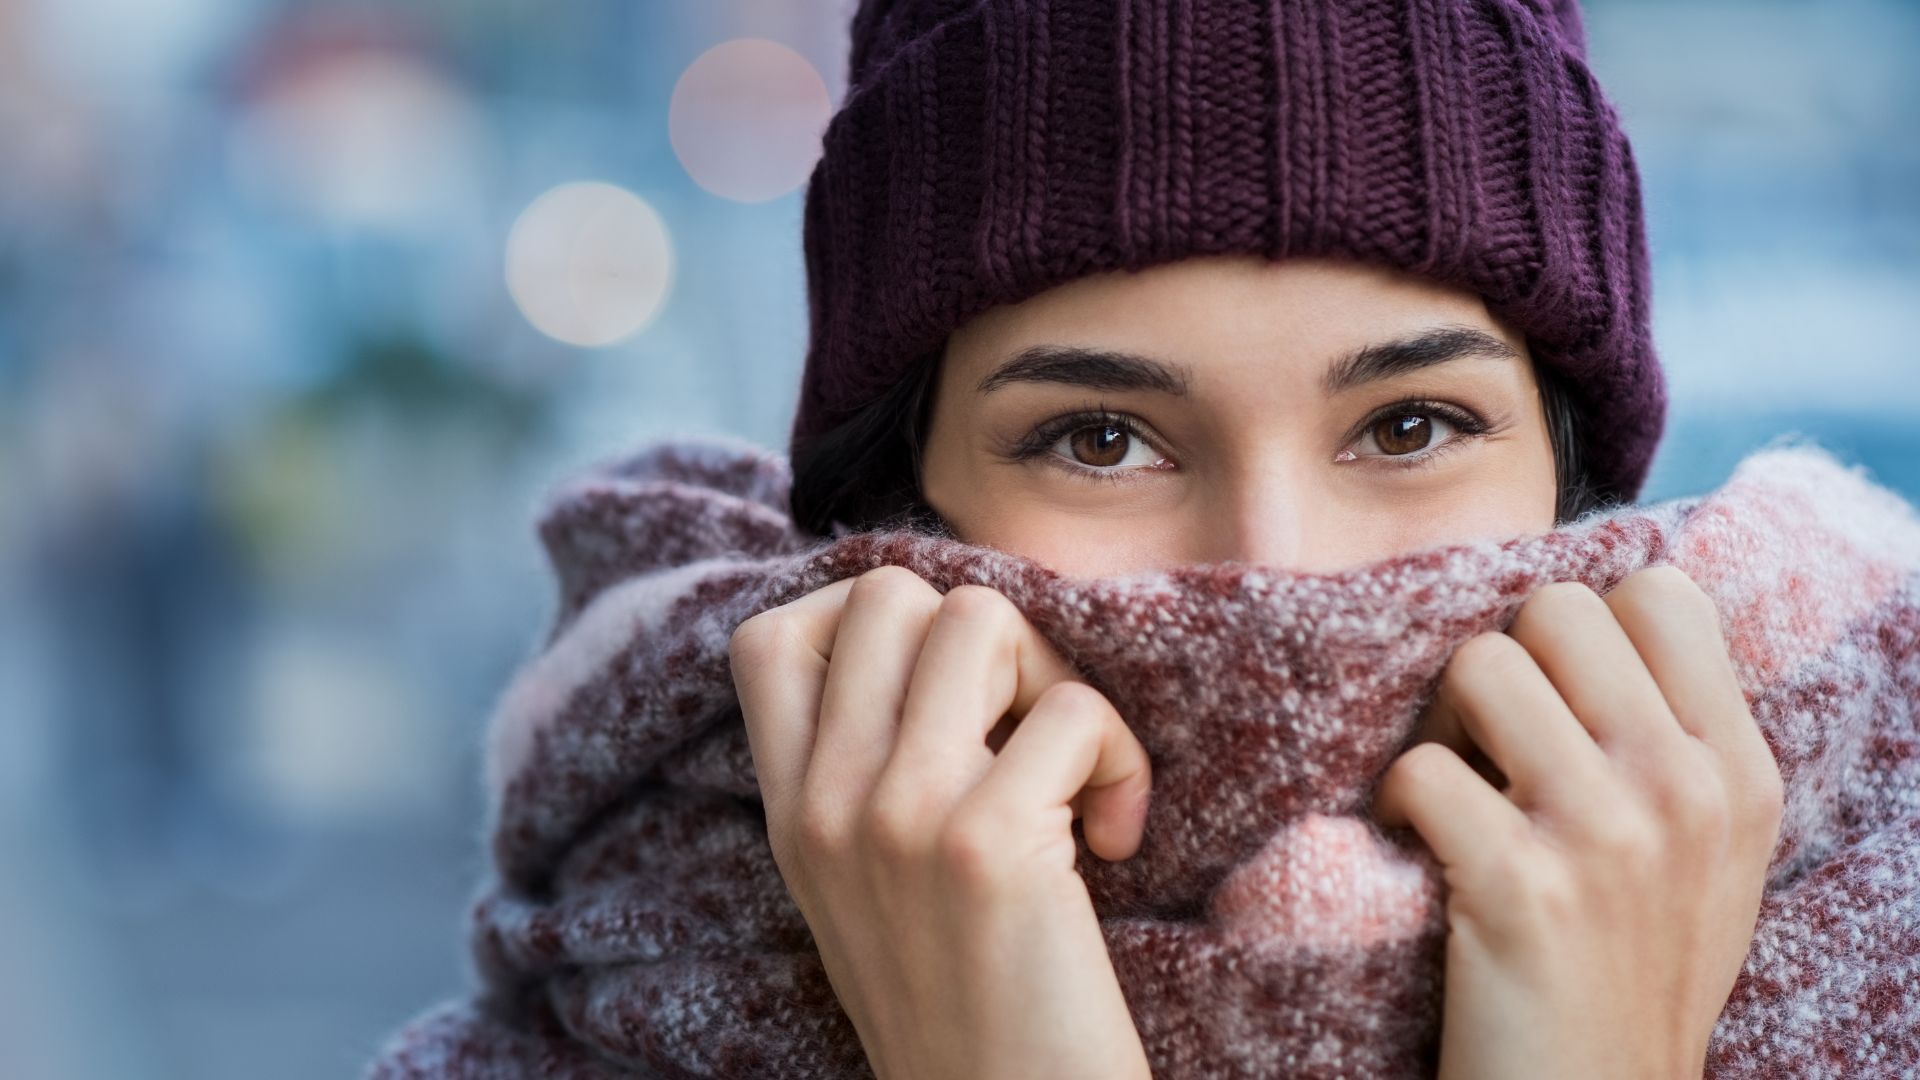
[1371,740,1533,875]
[1603,566,1787,837]
[808,567,943,812]
[1505,580,1684,759]
[960,681,1153,863]
[1405,676,1509,794]
[727,575,858,813]
[883,584,1084,805]
[1417,631,1615,816]
[1600,565,1756,755]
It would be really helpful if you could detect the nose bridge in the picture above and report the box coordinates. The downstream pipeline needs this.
[1212,457,1309,570]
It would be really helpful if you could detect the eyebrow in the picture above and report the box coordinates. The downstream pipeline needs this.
[975,343,1192,396]
[1321,324,1522,395]
[973,324,1521,398]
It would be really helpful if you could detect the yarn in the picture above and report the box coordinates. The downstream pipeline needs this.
[366,433,1920,1077]
[792,0,1667,506]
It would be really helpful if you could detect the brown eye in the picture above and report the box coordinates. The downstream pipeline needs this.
[1067,423,1131,467]
[1025,411,1171,481]
[1341,402,1489,469]
[1370,413,1434,456]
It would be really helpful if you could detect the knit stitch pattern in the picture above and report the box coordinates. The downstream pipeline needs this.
[366,433,1920,1078]
[791,0,1667,505]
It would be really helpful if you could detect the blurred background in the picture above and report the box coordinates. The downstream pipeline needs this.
[0,1,1913,1077]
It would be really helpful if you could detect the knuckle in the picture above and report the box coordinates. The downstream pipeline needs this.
[1510,580,1605,635]
[1535,578,1606,610]
[848,563,931,605]
[939,583,1019,630]
[1581,804,1662,863]
[1033,679,1113,723]
[1484,845,1579,928]
[937,810,1012,889]
[1614,564,1716,619]
[787,799,853,865]
[1647,756,1733,840]
[1445,631,1530,686]
[1380,742,1469,816]
[859,789,932,864]
[1394,739,1458,782]
[1520,865,1581,928]
[1538,579,1604,605]
[728,609,782,660]
[1638,562,1707,598]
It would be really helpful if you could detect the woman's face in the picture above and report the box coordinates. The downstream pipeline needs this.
[920,253,1560,579]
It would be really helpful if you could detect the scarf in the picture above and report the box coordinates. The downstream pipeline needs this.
[365,432,1920,1078]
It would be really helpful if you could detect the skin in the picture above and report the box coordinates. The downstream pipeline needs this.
[921,253,1560,578]
[730,254,1785,1079]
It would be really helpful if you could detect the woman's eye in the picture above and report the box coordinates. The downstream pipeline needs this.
[1354,408,1460,459]
[1051,422,1162,470]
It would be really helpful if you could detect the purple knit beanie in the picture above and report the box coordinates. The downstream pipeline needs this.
[790,0,1666,506]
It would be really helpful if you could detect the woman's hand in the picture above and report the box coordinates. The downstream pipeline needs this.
[1370,564,1786,1080]
[727,565,1155,1080]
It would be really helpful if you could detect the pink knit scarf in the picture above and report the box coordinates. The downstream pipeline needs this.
[367,434,1920,1078]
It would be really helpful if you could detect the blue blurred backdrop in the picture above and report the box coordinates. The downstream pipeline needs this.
[0,2,1914,1077]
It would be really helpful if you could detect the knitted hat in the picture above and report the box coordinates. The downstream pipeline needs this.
[789,0,1666,505]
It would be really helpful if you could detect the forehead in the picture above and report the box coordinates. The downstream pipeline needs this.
[943,253,1520,392]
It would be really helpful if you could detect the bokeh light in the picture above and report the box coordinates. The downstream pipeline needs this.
[503,181,674,348]
[668,38,832,203]
[227,48,481,229]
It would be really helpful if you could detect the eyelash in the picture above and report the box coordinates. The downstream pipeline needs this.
[1008,399,1494,486]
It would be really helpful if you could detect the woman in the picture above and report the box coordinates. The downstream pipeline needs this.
[727,0,1785,1077]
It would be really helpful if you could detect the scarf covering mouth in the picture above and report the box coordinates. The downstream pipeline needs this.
[366,433,1920,1079]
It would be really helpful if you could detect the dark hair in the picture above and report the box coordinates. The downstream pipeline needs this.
[790,344,1616,541]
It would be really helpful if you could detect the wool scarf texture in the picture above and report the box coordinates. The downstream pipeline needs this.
[366,433,1920,1079]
